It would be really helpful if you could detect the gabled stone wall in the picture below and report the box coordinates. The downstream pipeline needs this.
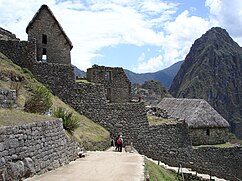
[0,119,78,181]
[27,6,72,64]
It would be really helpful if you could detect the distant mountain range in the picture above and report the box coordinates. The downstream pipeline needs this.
[169,27,242,138]
[124,60,183,88]
[73,61,183,88]
[73,65,86,77]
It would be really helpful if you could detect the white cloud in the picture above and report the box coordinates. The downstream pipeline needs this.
[133,55,163,73]
[138,52,145,62]
[0,0,178,72]
[132,9,212,73]
[1,0,242,73]
[205,0,242,43]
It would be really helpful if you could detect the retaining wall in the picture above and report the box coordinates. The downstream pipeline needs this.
[0,119,78,181]
[189,147,242,180]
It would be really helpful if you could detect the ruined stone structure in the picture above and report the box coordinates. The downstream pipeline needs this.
[87,65,131,103]
[26,4,72,64]
[0,119,78,181]
[0,5,241,180]
[157,98,230,145]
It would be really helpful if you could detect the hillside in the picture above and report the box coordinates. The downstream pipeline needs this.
[169,27,242,138]
[0,52,110,150]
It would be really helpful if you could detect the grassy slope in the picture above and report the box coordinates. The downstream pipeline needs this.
[145,159,183,181]
[0,108,56,126]
[148,115,177,125]
[0,52,110,150]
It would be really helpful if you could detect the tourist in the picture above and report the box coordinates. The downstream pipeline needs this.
[117,135,123,152]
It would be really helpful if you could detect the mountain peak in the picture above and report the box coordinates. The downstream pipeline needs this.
[190,27,241,54]
[169,27,242,138]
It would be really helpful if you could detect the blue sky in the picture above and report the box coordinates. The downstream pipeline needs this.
[0,0,242,73]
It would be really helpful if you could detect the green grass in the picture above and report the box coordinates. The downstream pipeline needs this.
[76,79,92,84]
[193,142,235,148]
[148,115,177,125]
[145,158,181,181]
[0,109,55,127]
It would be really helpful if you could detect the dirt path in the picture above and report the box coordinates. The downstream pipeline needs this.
[25,148,145,181]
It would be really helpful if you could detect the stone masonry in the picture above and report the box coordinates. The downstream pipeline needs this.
[0,119,78,181]
[0,89,16,108]
[26,5,72,64]
[87,65,131,103]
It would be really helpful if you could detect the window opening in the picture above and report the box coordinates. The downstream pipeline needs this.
[106,88,111,101]
[206,129,210,136]
[105,71,112,82]
[42,48,47,62]
[42,34,47,44]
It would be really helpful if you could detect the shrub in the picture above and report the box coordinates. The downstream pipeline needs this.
[53,107,80,134]
[24,84,52,114]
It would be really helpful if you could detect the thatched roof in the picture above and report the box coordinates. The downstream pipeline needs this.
[26,4,73,49]
[157,98,229,128]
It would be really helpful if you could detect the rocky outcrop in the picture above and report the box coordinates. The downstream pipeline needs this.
[0,28,19,41]
[169,27,242,137]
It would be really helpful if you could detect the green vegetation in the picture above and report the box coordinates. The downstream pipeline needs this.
[193,142,235,149]
[148,115,177,125]
[0,52,110,151]
[0,109,55,127]
[145,158,181,181]
[76,79,92,84]
[51,96,110,150]
[24,84,52,114]
[53,107,80,135]
[141,80,172,98]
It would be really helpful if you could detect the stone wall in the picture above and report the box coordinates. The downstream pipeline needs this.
[27,64,242,180]
[30,62,76,97]
[190,147,242,180]
[0,119,79,181]
[189,128,228,146]
[27,6,72,64]
[0,89,16,108]
[0,39,36,69]
[138,121,192,165]
[87,65,131,103]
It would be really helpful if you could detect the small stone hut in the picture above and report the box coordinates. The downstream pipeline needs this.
[86,65,131,103]
[26,4,73,64]
[157,98,230,145]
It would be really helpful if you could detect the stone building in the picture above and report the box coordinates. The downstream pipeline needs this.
[157,98,230,145]
[86,65,131,103]
[26,4,73,64]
